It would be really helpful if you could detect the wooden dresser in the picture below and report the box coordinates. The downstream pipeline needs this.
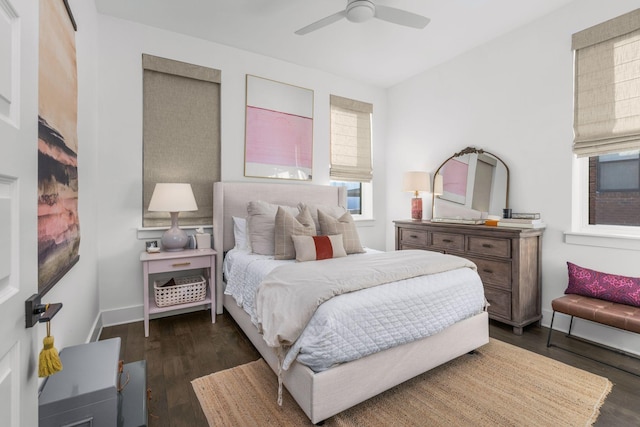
[394,220,544,335]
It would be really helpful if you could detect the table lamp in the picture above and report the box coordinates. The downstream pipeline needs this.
[403,171,430,220]
[148,183,198,251]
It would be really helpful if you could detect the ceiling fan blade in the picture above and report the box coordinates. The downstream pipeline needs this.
[295,10,347,35]
[374,5,430,29]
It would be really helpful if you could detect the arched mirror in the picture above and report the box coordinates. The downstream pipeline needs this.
[432,147,509,221]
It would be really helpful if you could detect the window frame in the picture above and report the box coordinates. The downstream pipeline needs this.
[567,156,640,250]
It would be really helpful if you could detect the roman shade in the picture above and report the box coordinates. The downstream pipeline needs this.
[142,54,221,227]
[330,95,373,182]
[572,9,640,157]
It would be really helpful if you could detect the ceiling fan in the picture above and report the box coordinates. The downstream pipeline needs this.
[295,0,430,35]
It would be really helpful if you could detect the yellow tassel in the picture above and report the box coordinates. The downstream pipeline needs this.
[38,318,63,377]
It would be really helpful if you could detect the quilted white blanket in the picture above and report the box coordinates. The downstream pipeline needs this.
[224,249,486,372]
[255,250,477,348]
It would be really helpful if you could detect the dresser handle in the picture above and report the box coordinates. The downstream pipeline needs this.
[410,234,418,239]
[172,262,191,267]
[482,243,493,248]
[443,239,453,243]
[483,269,493,274]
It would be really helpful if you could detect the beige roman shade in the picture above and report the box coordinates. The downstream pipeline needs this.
[142,54,221,227]
[330,95,373,182]
[572,9,640,157]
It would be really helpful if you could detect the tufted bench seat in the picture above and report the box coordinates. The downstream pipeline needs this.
[549,294,640,336]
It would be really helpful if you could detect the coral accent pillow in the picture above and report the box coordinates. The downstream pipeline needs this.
[274,206,316,260]
[565,262,640,307]
[291,235,347,262]
[317,210,365,254]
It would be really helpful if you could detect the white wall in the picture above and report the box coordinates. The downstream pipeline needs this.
[36,0,101,351]
[386,0,640,354]
[95,15,388,323]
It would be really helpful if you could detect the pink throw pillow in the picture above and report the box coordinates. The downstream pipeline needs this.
[565,262,640,307]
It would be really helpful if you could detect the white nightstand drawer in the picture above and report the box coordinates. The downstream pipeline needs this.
[147,255,211,274]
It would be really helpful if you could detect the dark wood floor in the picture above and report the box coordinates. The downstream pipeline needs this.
[100,309,640,427]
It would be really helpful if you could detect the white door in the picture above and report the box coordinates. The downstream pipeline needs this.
[0,1,40,426]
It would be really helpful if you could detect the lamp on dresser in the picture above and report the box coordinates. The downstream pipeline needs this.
[403,171,430,220]
[148,183,198,251]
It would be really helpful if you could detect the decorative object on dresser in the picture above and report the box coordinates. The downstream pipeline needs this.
[403,171,430,220]
[147,183,198,251]
[432,146,509,222]
[140,248,216,337]
[395,219,543,334]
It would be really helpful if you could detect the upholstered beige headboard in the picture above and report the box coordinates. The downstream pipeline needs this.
[212,182,346,313]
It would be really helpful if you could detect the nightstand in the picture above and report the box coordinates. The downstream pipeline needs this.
[140,248,216,337]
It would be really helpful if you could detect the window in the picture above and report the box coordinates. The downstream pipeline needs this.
[142,54,221,227]
[589,151,640,226]
[329,95,373,219]
[330,181,361,214]
[572,9,640,231]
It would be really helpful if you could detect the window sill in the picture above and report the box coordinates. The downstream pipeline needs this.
[354,218,375,227]
[564,230,640,251]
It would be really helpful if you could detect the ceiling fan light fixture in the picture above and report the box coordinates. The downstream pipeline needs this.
[346,0,375,23]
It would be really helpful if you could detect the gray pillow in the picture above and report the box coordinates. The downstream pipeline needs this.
[297,202,347,234]
[247,201,298,255]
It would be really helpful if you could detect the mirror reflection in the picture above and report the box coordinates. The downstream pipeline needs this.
[432,147,509,221]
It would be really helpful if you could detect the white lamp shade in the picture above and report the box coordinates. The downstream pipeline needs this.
[148,183,198,212]
[402,171,430,193]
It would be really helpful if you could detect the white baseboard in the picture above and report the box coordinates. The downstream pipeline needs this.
[91,303,211,340]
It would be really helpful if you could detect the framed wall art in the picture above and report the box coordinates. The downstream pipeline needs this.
[37,0,79,295]
[244,75,314,180]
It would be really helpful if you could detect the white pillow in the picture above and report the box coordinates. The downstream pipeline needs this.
[291,234,347,262]
[232,216,248,250]
[247,201,298,255]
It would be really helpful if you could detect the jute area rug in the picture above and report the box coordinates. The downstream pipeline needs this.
[192,339,612,426]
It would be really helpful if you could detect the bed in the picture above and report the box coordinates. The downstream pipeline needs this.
[213,181,489,424]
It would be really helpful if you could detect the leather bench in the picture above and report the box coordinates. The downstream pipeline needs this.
[548,294,640,336]
[547,295,640,374]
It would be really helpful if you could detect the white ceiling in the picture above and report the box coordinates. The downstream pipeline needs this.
[94,0,575,88]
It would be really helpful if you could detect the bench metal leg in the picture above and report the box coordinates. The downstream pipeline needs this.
[546,311,556,347]
[547,311,640,377]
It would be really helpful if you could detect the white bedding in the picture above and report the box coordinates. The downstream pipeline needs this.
[224,248,485,372]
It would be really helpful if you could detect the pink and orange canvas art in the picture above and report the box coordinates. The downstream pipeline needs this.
[245,75,313,180]
[37,0,79,294]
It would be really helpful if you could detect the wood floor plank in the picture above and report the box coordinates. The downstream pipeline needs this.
[100,310,640,427]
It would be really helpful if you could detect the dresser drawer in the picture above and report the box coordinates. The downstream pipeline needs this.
[147,255,211,274]
[467,236,511,258]
[484,286,511,319]
[466,256,511,289]
[399,228,428,247]
[431,232,464,252]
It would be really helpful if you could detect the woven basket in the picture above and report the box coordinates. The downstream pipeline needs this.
[153,275,207,307]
